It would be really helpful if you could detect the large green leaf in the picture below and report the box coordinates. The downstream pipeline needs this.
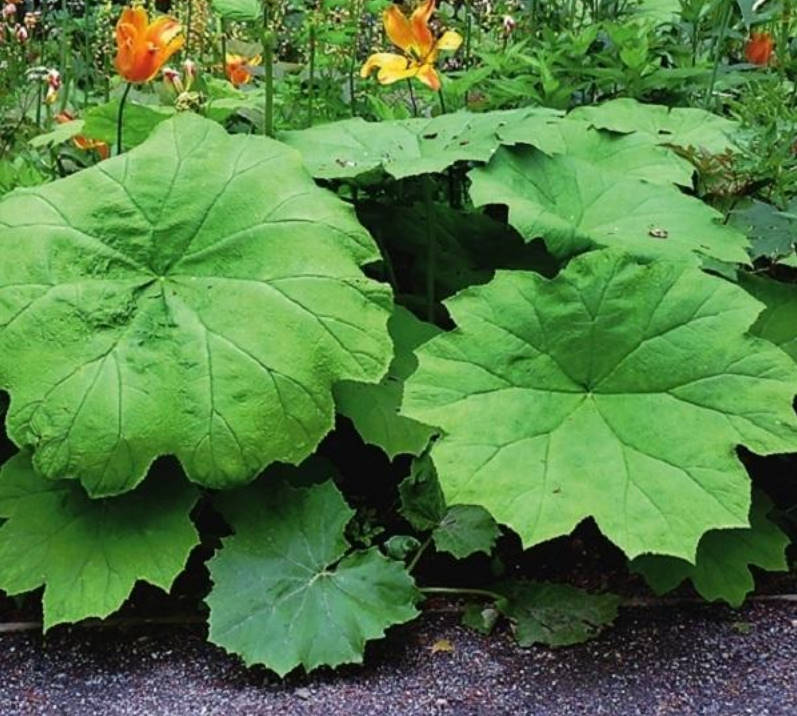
[206,479,420,675]
[494,581,621,647]
[335,306,439,459]
[0,113,393,495]
[631,492,789,607]
[468,145,749,264]
[569,99,739,154]
[82,99,175,152]
[499,119,694,187]
[279,109,564,181]
[402,250,797,559]
[398,452,447,531]
[741,275,797,363]
[0,453,199,629]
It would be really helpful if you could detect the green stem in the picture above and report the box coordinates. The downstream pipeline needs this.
[437,88,447,115]
[185,0,194,57]
[704,0,732,109]
[116,82,132,155]
[262,28,275,137]
[348,0,360,116]
[420,586,504,601]
[308,20,316,127]
[423,176,436,322]
[220,18,227,68]
[407,79,418,116]
[407,535,433,573]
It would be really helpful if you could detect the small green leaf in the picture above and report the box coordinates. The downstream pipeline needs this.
[335,306,439,459]
[468,145,749,264]
[631,491,789,607]
[207,479,421,675]
[210,0,262,22]
[398,453,446,532]
[384,534,422,560]
[461,603,500,635]
[730,200,797,263]
[433,505,500,559]
[495,581,621,647]
[741,275,797,363]
[0,113,393,496]
[0,453,199,630]
[82,100,174,151]
[402,250,797,559]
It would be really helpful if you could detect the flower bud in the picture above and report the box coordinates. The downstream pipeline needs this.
[2,3,15,20]
[182,59,196,79]
[162,66,184,93]
[502,15,516,35]
[15,23,27,43]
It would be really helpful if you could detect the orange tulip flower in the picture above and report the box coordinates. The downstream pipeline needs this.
[745,31,774,66]
[54,112,111,160]
[225,53,262,87]
[114,6,184,84]
[361,0,462,91]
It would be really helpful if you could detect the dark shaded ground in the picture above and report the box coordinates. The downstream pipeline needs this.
[1,600,796,715]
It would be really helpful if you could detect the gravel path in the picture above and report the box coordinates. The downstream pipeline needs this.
[1,600,796,715]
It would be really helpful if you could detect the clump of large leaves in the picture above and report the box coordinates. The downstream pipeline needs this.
[631,491,789,607]
[468,145,749,265]
[402,249,797,560]
[0,113,393,495]
[206,479,420,675]
[0,453,199,629]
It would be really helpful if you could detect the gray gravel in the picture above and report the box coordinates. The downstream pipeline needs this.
[1,601,797,715]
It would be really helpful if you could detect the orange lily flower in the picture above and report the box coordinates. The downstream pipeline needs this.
[745,31,774,66]
[225,53,262,87]
[114,6,184,84]
[54,112,110,160]
[361,0,462,91]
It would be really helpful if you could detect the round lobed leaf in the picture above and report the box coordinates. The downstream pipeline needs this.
[402,250,797,560]
[0,113,393,495]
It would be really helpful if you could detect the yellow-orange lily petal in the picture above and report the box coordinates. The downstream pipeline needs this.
[383,6,414,54]
[362,1,460,91]
[114,6,184,84]
[435,30,463,52]
[414,63,440,91]
[360,52,418,85]
[410,0,436,58]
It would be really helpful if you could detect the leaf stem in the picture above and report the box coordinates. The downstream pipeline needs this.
[407,534,433,573]
[420,586,504,601]
[116,82,133,155]
[407,79,418,117]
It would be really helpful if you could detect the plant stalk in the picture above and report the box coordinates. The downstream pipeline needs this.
[116,82,133,155]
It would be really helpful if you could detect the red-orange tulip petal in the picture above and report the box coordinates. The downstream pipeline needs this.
[114,6,184,84]
[745,31,774,66]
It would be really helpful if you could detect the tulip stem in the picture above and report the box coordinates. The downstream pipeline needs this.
[262,29,275,137]
[116,82,132,155]
[437,89,447,115]
[704,0,732,109]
